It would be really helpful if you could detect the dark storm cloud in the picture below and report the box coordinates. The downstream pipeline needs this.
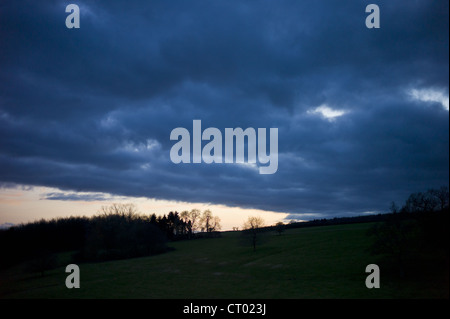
[0,0,448,219]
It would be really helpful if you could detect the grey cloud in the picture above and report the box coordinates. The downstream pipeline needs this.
[0,0,448,219]
[41,192,127,202]
[0,223,15,230]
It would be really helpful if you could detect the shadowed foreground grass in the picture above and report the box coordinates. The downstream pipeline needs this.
[0,223,448,298]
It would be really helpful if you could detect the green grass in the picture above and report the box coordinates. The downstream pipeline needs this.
[0,223,448,298]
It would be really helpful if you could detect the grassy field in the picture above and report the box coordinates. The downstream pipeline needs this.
[0,223,448,299]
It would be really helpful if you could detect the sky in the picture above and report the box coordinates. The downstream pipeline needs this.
[0,0,448,229]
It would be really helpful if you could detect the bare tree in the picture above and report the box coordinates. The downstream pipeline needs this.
[200,210,213,232]
[367,203,417,277]
[99,203,138,218]
[180,210,190,221]
[429,186,449,211]
[274,221,285,236]
[210,216,222,232]
[242,216,266,251]
[243,216,265,230]
[189,209,201,233]
[405,191,437,213]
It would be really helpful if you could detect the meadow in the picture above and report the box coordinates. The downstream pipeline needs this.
[0,222,448,299]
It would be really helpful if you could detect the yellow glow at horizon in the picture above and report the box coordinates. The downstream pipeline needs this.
[0,186,289,231]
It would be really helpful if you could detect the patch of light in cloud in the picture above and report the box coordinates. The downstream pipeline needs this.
[100,114,118,129]
[361,211,378,215]
[409,88,449,111]
[236,162,259,172]
[121,139,161,153]
[145,139,160,151]
[307,104,348,121]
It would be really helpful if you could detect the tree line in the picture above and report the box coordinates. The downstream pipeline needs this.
[238,186,449,254]
[367,186,449,277]
[0,204,222,271]
[1,186,447,274]
[156,208,222,240]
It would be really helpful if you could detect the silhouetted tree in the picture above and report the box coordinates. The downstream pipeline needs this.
[403,187,449,213]
[429,186,449,211]
[210,216,222,232]
[80,204,168,262]
[367,212,418,277]
[197,210,222,234]
[0,216,89,269]
[367,186,449,277]
[241,216,266,251]
[190,209,202,233]
[200,210,213,232]
[99,203,138,217]
[0,204,229,267]
[274,222,285,236]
